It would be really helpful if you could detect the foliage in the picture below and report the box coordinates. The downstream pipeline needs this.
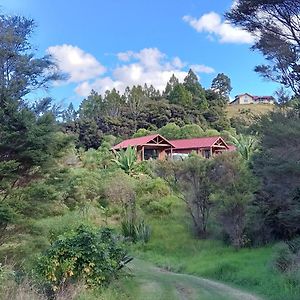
[180,124,204,138]
[230,134,258,161]
[112,146,138,176]
[121,219,151,244]
[37,226,131,292]
[211,73,232,99]
[211,153,257,248]
[227,0,300,96]
[272,238,300,274]
[176,156,214,237]
[252,110,300,240]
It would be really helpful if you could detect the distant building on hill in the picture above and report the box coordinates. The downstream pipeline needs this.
[231,93,275,105]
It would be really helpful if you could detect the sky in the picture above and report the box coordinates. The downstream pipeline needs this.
[1,0,279,107]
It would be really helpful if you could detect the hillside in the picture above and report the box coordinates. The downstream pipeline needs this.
[226,103,275,119]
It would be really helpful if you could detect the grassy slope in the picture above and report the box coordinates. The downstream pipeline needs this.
[226,103,274,119]
[132,201,300,300]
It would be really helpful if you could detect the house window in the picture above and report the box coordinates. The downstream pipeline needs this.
[144,149,158,160]
[203,149,211,159]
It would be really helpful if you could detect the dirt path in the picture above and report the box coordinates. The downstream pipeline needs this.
[127,259,263,300]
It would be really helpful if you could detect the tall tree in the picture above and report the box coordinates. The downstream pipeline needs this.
[125,85,148,132]
[252,110,300,240]
[103,88,124,117]
[183,69,207,108]
[211,73,232,99]
[226,0,300,96]
[0,15,61,103]
[164,74,179,98]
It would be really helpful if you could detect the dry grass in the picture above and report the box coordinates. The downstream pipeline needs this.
[226,103,274,119]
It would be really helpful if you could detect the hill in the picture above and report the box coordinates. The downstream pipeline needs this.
[226,103,274,119]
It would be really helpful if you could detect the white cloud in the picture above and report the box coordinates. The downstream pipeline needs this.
[183,12,255,44]
[190,64,215,74]
[48,45,215,97]
[75,48,190,96]
[47,44,106,82]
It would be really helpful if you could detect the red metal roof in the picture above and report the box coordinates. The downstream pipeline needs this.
[170,136,228,150]
[112,134,175,150]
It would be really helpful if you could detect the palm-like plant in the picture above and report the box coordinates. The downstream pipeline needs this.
[230,134,258,161]
[112,146,137,175]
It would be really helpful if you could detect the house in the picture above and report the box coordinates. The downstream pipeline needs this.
[231,93,274,105]
[112,134,175,161]
[112,134,234,161]
[167,136,231,159]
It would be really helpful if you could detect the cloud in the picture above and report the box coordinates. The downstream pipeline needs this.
[183,12,255,44]
[48,45,215,97]
[47,44,106,82]
[75,48,190,96]
[190,64,215,74]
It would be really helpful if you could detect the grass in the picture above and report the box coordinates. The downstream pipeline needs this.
[226,103,274,119]
[131,200,300,300]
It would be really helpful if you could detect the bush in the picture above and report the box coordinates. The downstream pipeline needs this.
[272,238,300,273]
[37,225,131,293]
[121,219,151,243]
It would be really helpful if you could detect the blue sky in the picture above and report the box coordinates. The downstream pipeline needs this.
[1,0,279,107]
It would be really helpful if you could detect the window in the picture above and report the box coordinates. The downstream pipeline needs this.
[203,149,211,159]
[144,149,158,160]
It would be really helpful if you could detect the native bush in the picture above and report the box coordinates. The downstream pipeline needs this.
[121,219,151,243]
[37,225,131,293]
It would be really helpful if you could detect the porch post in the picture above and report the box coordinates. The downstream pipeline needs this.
[141,146,144,161]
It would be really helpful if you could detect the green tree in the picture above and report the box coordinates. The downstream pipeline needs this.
[168,84,192,106]
[252,110,300,240]
[183,69,207,108]
[211,73,232,99]
[0,15,61,103]
[164,74,179,98]
[158,122,181,139]
[180,124,204,138]
[226,0,300,96]
[211,153,256,249]
[177,156,214,237]
[103,88,124,117]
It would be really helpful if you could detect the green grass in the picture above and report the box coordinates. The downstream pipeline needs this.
[132,201,300,300]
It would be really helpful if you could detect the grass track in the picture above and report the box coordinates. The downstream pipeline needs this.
[122,259,262,300]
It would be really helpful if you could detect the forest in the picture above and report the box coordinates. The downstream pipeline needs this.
[1,1,300,299]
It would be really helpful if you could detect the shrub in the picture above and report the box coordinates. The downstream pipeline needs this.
[37,225,131,293]
[121,219,151,243]
[273,238,300,273]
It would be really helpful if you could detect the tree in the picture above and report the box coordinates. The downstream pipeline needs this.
[125,85,148,132]
[211,73,232,99]
[180,124,204,138]
[183,69,207,108]
[79,90,104,120]
[226,0,300,96]
[0,15,61,103]
[158,122,181,139]
[103,88,124,117]
[177,156,214,237]
[62,103,77,123]
[168,83,192,106]
[252,110,300,240]
[211,153,256,249]
[164,74,179,98]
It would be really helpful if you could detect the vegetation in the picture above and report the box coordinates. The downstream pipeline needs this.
[1,5,300,300]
